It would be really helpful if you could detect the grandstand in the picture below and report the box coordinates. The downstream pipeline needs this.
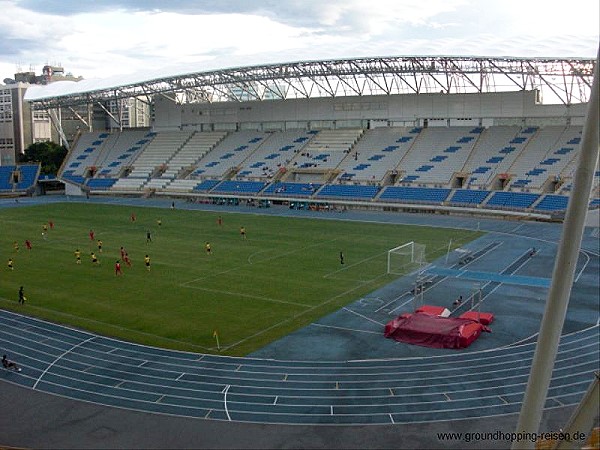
[52,122,598,216]
[12,56,596,219]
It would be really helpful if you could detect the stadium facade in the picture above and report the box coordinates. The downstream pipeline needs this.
[1,55,597,221]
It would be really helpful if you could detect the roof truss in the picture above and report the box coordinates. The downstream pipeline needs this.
[28,55,596,109]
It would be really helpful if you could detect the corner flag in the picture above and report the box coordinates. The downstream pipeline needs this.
[213,329,220,350]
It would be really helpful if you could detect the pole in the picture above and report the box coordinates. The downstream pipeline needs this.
[446,239,452,264]
[512,50,599,450]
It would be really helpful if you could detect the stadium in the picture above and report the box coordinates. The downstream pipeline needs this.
[0,54,599,449]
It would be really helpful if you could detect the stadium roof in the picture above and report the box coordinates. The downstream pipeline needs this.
[24,55,596,109]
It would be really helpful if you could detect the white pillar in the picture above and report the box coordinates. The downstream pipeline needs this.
[512,50,599,449]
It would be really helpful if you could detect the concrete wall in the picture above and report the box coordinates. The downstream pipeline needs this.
[153,90,588,131]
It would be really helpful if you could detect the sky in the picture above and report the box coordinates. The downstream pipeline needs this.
[1,0,598,83]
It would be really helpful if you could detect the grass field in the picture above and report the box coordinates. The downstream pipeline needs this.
[0,202,483,356]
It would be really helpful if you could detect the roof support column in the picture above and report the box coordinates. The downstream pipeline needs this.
[512,50,599,450]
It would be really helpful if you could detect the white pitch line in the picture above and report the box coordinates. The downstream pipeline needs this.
[574,250,590,283]
[223,384,231,421]
[342,307,385,326]
[182,285,312,308]
[33,336,95,390]
[247,249,272,265]
[387,295,419,315]
[220,274,389,351]
[375,291,411,313]
[187,236,342,283]
[310,323,381,335]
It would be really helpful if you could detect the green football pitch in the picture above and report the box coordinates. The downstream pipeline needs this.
[0,203,483,356]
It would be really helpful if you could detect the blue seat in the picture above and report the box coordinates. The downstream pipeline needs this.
[379,187,450,203]
[212,180,267,194]
[535,195,569,211]
[316,184,379,199]
[444,146,461,153]
[263,182,321,196]
[430,155,448,162]
[415,165,434,172]
[87,178,118,190]
[193,179,220,192]
[486,192,539,209]
[449,189,490,205]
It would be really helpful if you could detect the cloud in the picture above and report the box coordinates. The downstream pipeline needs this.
[2,0,598,82]
[13,0,473,32]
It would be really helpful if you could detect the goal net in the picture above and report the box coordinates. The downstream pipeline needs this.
[387,241,427,275]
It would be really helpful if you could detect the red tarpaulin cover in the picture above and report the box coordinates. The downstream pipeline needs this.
[384,312,490,349]
[459,311,495,325]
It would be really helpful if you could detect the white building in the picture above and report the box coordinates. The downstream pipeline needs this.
[0,82,52,165]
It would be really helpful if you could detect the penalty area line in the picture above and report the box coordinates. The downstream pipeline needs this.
[180,285,312,308]
[220,272,389,352]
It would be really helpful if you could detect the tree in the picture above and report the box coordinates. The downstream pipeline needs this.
[20,141,68,175]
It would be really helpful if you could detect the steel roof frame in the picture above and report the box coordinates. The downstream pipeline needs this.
[28,55,596,110]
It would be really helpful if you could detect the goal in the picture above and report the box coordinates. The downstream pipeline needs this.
[387,241,426,275]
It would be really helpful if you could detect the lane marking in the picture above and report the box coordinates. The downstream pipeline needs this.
[33,336,96,390]
[223,384,231,421]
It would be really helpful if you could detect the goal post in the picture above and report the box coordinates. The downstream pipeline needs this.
[387,241,427,275]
